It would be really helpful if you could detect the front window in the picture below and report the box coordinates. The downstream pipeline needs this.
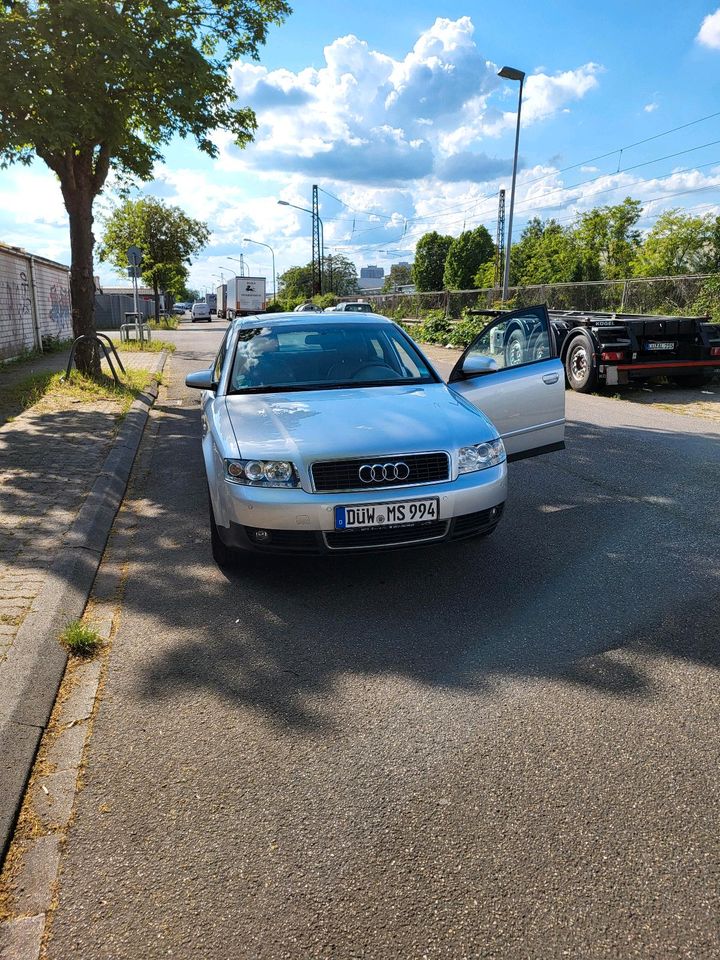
[227,323,437,394]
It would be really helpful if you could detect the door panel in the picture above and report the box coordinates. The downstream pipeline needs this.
[448,306,565,460]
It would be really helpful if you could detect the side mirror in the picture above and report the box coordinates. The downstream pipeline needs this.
[185,369,216,391]
[462,355,498,377]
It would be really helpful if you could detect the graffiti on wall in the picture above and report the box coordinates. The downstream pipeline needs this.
[4,270,32,346]
[49,282,72,337]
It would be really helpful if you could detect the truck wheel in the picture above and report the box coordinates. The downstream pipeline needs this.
[670,372,712,388]
[505,330,526,367]
[565,337,597,393]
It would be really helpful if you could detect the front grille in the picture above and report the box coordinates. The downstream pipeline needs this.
[324,520,448,550]
[312,452,450,492]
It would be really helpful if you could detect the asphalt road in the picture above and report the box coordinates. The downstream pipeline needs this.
[48,320,720,959]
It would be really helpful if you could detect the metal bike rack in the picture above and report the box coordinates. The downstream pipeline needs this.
[63,333,127,386]
[120,312,152,345]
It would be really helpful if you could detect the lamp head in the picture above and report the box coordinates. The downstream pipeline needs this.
[498,65,525,81]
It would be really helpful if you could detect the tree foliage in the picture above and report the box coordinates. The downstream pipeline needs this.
[99,198,209,318]
[382,263,413,292]
[633,210,720,277]
[0,0,290,372]
[413,232,453,291]
[278,264,314,301]
[443,226,494,290]
[573,198,642,280]
[509,218,583,286]
[323,254,359,296]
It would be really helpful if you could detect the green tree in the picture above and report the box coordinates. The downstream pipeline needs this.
[99,198,209,319]
[278,265,313,301]
[0,0,289,374]
[574,198,643,280]
[412,232,453,291]
[633,209,715,277]
[509,217,583,285]
[473,260,496,289]
[382,262,413,292]
[443,226,494,290]
[323,254,359,296]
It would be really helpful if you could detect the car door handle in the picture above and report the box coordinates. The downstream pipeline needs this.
[542,373,560,384]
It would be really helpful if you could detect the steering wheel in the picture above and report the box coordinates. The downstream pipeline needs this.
[350,362,401,380]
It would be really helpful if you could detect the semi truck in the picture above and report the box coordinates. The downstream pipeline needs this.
[468,306,720,392]
[226,276,267,319]
[215,283,227,319]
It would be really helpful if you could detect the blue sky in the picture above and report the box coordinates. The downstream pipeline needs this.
[2,0,720,293]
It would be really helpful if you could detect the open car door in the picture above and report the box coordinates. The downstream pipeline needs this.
[448,305,565,461]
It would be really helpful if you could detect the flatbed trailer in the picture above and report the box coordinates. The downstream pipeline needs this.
[469,307,720,392]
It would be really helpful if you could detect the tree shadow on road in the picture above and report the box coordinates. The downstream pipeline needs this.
[111,402,720,734]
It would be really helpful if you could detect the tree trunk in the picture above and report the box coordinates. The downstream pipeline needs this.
[63,183,101,377]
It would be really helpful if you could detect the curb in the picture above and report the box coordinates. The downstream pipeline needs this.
[0,351,168,863]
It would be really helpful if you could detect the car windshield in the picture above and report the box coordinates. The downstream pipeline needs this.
[227,322,437,394]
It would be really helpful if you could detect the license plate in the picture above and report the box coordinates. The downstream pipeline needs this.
[645,341,675,351]
[335,497,439,530]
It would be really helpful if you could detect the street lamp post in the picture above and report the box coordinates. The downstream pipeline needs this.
[243,238,276,304]
[277,200,324,295]
[498,65,525,302]
[226,255,249,276]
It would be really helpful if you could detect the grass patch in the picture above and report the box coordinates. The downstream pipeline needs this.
[116,339,175,353]
[59,620,103,657]
[0,613,22,626]
[0,367,156,420]
[149,316,180,330]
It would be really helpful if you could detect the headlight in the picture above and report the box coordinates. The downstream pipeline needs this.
[224,459,299,487]
[457,439,506,474]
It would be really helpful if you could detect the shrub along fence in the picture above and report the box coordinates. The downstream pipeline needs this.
[369,273,720,325]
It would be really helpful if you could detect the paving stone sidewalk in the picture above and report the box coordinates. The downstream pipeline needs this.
[0,349,163,666]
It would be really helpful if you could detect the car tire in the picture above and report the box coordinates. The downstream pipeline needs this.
[564,336,597,393]
[504,330,526,367]
[670,372,713,388]
[209,494,237,568]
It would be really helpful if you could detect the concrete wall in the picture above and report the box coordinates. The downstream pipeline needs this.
[0,246,72,360]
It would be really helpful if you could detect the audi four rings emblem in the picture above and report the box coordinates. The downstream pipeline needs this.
[359,462,411,483]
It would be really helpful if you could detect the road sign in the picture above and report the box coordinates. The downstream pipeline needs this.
[127,245,143,267]
[127,266,141,279]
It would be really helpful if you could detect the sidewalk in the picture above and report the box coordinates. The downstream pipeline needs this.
[0,345,167,859]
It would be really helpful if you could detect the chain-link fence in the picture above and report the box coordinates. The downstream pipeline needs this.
[369,273,719,320]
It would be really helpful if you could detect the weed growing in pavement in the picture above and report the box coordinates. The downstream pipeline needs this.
[59,621,103,657]
[117,339,176,353]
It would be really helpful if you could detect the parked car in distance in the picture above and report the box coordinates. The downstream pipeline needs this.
[294,302,324,313]
[324,301,373,313]
[191,301,212,323]
[173,301,191,314]
[185,307,566,566]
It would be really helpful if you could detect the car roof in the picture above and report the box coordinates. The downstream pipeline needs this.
[231,311,393,330]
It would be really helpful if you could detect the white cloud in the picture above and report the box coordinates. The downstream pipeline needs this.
[225,18,599,186]
[644,102,659,113]
[697,8,720,48]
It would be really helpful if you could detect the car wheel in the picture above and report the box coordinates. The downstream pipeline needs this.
[209,494,237,568]
[670,372,713,388]
[564,337,597,393]
[504,330,526,367]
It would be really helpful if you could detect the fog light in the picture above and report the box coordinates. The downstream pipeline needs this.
[253,529,271,543]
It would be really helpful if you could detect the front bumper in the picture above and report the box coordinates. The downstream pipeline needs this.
[214,464,507,555]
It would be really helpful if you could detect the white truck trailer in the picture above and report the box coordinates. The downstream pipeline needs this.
[226,276,267,319]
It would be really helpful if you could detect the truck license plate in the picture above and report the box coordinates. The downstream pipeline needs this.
[645,341,675,351]
[335,498,439,530]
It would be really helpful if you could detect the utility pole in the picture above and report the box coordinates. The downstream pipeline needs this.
[312,184,322,296]
[494,188,506,289]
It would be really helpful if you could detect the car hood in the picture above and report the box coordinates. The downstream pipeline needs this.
[223,383,496,462]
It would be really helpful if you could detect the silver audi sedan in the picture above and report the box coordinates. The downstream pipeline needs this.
[186,308,565,564]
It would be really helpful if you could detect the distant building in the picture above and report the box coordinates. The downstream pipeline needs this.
[360,265,384,279]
